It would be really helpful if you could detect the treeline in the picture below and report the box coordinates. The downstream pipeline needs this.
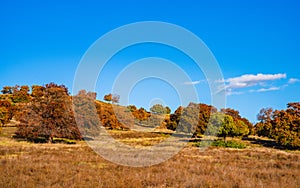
[0,83,299,149]
[255,103,300,149]
[163,103,253,141]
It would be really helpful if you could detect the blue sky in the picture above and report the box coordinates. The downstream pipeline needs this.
[1,0,300,122]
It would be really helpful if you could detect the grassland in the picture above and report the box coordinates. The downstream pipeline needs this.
[0,127,299,188]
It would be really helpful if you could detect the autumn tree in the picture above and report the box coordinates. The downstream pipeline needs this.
[165,103,217,136]
[176,103,200,134]
[197,103,218,136]
[164,106,182,130]
[103,93,112,102]
[0,100,13,133]
[15,83,82,143]
[255,104,300,149]
[95,100,129,129]
[73,90,100,138]
[31,85,45,98]
[132,107,151,123]
[11,85,30,103]
[126,105,137,112]
[255,108,274,138]
[1,86,13,94]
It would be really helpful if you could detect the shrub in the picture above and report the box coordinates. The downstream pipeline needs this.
[194,139,246,149]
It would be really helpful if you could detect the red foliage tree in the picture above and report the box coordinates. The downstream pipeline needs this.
[15,83,82,143]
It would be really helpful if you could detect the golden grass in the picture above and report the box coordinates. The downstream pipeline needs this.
[0,129,299,187]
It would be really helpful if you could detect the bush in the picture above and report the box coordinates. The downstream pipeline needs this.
[194,139,246,149]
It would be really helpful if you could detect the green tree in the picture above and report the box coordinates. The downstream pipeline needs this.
[218,115,236,141]
[150,104,170,114]
[165,106,171,114]
[150,104,165,114]
[221,108,253,135]
[207,113,247,141]
[206,112,224,136]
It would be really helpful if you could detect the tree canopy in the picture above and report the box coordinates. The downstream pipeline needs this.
[255,103,300,149]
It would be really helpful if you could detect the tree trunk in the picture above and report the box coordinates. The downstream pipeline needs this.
[46,135,53,143]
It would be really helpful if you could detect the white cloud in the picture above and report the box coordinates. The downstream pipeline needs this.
[225,89,244,96]
[256,87,281,92]
[288,78,300,84]
[183,80,202,85]
[225,73,286,89]
[218,73,287,96]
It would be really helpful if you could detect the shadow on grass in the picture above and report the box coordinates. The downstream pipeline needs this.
[242,137,291,150]
[11,136,77,144]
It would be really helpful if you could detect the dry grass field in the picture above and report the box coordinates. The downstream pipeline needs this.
[0,127,299,188]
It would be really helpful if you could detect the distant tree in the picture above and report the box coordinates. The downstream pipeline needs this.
[103,93,119,103]
[150,104,171,114]
[165,106,171,114]
[126,105,137,112]
[221,108,240,119]
[150,104,166,114]
[104,94,112,102]
[1,86,13,94]
[11,85,30,103]
[132,107,150,123]
[112,94,120,104]
[257,108,273,123]
[287,102,300,116]
[165,106,183,130]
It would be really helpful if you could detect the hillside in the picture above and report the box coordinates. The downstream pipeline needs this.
[0,83,299,149]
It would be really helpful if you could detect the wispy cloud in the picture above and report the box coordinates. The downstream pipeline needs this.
[225,89,244,96]
[288,78,300,84]
[183,80,204,85]
[255,86,281,92]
